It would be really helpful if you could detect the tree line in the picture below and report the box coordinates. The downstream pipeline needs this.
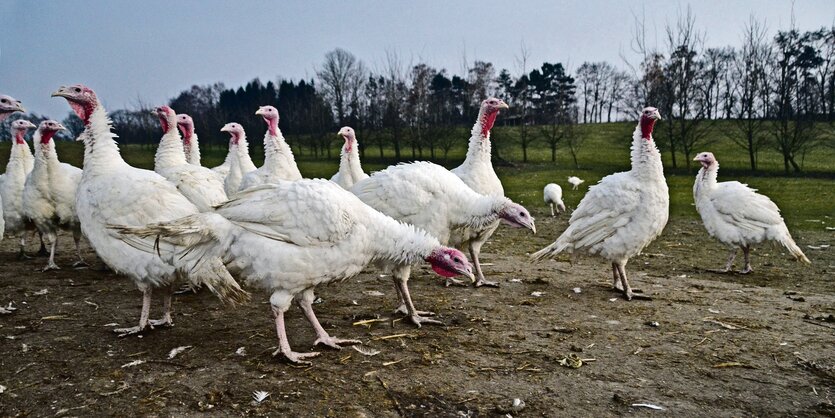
[3,11,833,173]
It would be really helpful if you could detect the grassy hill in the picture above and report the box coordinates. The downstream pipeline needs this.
[2,120,832,231]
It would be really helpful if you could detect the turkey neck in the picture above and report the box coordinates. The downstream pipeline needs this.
[629,124,665,182]
[458,195,507,230]
[338,137,363,178]
[33,130,60,165]
[81,106,127,173]
[183,133,201,165]
[155,127,188,169]
[262,127,298,174]
[234,134,256,171]
[368,210,440,266]
[462,108,496,167]
[7,130,33,164]
[694,161,719,198]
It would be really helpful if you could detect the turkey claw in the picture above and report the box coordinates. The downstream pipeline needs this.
[148,319,174,328]
[408,314,444,328]
[444,278,469,287]
[474,279,499,288]
[114,326,146,337]
[394,304,434,316]
[72,261,89,269]
[273,349,320,364]
[42,263,60,272]
[314,336,361,350]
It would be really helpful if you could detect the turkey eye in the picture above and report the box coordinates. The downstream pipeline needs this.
[1,99,6,103]
[453,257,461,263]
[520,212,526,217]
[74,87,81,93]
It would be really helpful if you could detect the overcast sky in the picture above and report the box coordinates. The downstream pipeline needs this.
[1,0,832,119]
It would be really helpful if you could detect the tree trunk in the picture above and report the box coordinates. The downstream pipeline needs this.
[551,144,556,162]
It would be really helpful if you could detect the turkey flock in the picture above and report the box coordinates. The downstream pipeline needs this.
[0,87,810,364]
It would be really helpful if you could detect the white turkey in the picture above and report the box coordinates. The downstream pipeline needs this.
[449,97,510,287]
[113,179,474,364]
[329,127,368,190]
[239,106,302,191]
[22,120,87,271]
[693,152,810,273]
[211,133,236,180]
[1,119,42,257]
[220,122,256,196]
[176,113,202,166]
[352,161,535,325]
[567,176,585,190]
[532,107,667,300]
[152,106,228,212]
[543,183,565,217]
[0,94,28,240]
[52,84,247,336]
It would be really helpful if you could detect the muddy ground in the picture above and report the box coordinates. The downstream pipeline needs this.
[0,209,833,417]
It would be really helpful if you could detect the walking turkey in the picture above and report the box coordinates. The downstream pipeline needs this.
[532,107,667,300]
[449,97,511,287]
[693,151,810,273]
[543,183,566,216]
[153,106,228,212]
[113,179,474,364]
[352,161,535,325]
[22,120,87,271]
[52,84,247,336]
[567,176,585,190]
[219,122,256,196]
[239,106,302,191]
[330,127,368,190]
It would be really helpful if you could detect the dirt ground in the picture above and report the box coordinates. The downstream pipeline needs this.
[1,208,833,417]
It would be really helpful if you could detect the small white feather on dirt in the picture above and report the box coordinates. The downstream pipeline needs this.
[167,346,192,359]
[352,346,380,356]
[120,360,145,368]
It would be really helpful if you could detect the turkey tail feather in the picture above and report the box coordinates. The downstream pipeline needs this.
[780,234,811,264]
[531,240,568,262]
[110,213,250,305]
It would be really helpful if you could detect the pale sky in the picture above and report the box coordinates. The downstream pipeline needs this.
[1,0,832,119]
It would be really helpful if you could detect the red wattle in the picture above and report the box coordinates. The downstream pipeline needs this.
[481,111,499,137]
[14,131,26,145]
[41,130,57,144]
[267,118,278,137]
[431,264,458,278]
[640,117,656,140]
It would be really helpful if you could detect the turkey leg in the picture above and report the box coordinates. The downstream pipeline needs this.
[270,292,320,364]
[392,266,442,327]
[392,266,435,317]
[296,288,360,349]
[615,262,633,301]
[149,284,175,327]
[708,248,736,273]
[612,262,623,290]
[71,229,88,268]
[739,245,753,274]
[42,234,60,271]
[114,286,152,336]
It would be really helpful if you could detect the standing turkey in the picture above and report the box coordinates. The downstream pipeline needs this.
[220,122,256,196]
[532,107,667,300]
[176,113,203,166]
[543,183,565,216]
[114,179,474,364]
[449,97,510,287]
[22,120,87,271]
[330,127,368,190]
[239,106,302,191]
[52,84,247,336]
[152,106,228,212]
[0,94,28,240]
[352,161,535,325]
[1,119,42,257]
[567,176,585,190]
[693,152,810,273]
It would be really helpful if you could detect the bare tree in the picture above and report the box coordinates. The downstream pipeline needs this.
[731,17,771,170]
[317,48,367,126]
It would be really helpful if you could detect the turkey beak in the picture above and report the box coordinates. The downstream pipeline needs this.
[498,101,509,109]
[15,101,26,113]
[460,264,475,283]
[56,123,67,131]
[255,107,265,116]
[693,156,700,161]
[220,125,231,133]
[651,109,662,120]
[21,120,36,129]
[529,219,537,235]
[51,87,69,99]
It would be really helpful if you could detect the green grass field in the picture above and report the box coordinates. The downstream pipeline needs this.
[2,120,833,231]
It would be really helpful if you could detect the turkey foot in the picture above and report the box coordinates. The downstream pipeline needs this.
[17,250,33,260]
[738,266,753,274]
[394,304,435,317]
[41,263,60,272]
[72,260,89,269]
[474,278,499,288]
[314,335,361,350]
[408,314,444,327]
[272,348,320,365]
[148,318,174,328]
[114,325,146,337]
[707,268,731,274]
[444,278,469,287]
